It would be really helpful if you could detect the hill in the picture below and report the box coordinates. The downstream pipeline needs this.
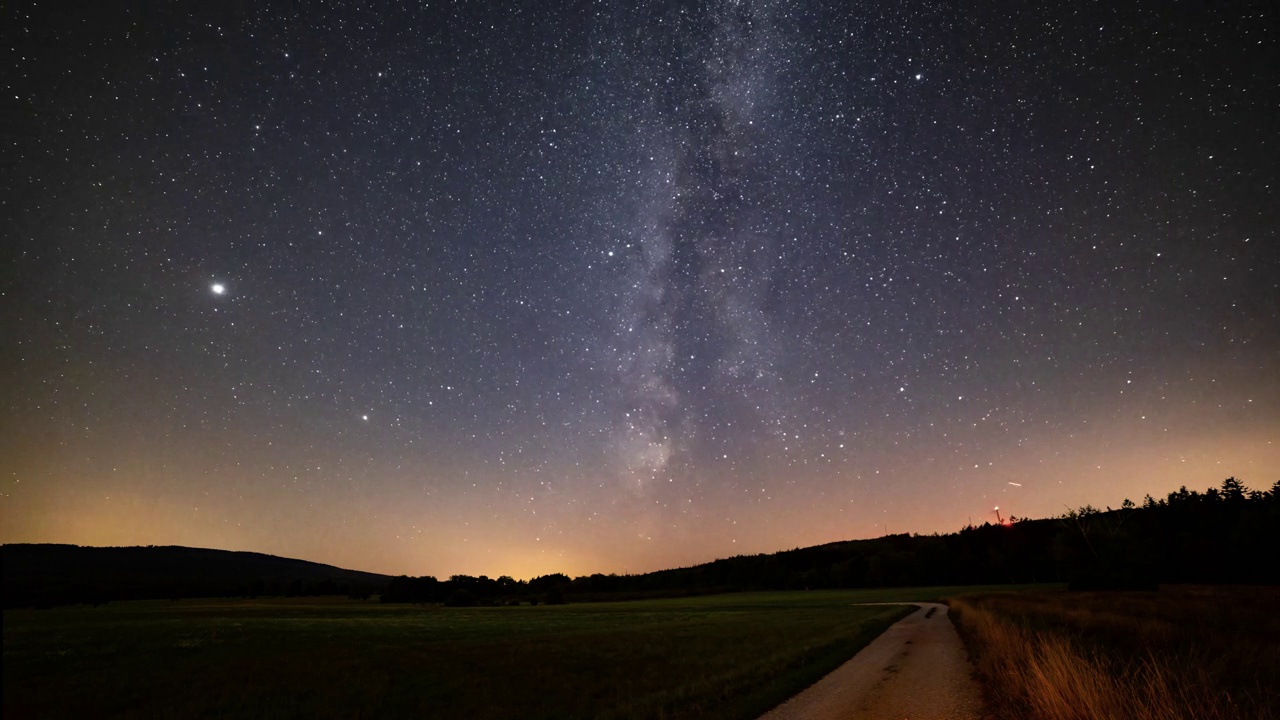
[560,476,1280,598]
[6,476,1277,608]
[1,544,391,607]
[382,477,1280,606]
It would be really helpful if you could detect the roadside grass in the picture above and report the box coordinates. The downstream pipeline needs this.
[950,586,1280,720]
[4,585,1033,720]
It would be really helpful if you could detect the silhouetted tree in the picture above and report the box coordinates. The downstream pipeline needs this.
[445,588,475,607]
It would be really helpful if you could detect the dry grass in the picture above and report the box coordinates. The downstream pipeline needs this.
[951,587,1280,720]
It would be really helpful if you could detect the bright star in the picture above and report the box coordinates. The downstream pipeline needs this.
[211,283,225,295]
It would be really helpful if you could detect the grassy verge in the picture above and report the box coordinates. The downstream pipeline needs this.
[4,586,1029,720]
[950,586,1280,720]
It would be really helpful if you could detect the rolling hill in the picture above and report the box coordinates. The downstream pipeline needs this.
[1,544,391,607]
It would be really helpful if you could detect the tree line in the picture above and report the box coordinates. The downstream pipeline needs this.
[378,477,1280,605]
[6,477,1276,608]
[381,572,571,606]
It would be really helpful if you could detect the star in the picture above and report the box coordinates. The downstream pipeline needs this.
[7,0,1275,582]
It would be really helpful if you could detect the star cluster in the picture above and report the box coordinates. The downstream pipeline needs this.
[4,0,1278,577]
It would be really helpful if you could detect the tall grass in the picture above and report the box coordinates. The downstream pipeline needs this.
[951,587,1280,720]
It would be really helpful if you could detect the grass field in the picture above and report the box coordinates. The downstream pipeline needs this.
[951,586,1280,720]
[3,585,1028,720]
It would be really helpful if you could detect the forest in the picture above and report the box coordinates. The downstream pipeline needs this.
[382,477,1280,605]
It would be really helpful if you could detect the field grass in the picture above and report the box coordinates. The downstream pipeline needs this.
[950,586,1280,720]
[3,584,1030,720]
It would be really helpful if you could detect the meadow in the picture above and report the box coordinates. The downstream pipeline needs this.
[951,586,1280,720]
[3,585,1024,720]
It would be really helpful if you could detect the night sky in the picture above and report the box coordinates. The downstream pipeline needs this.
[5,1,1278,579]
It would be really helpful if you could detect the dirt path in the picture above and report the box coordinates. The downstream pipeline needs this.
[757,603,985,720]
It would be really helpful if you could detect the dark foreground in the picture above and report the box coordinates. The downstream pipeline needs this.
[3,585,1036,720]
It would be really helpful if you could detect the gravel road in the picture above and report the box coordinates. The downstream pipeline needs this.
[757,602,986,720]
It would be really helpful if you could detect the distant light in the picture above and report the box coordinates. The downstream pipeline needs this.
[362,415,369,421]
[211,283,225,295]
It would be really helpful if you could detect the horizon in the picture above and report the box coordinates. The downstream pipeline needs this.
[5,2,1277,581]
[3,475,1269,580]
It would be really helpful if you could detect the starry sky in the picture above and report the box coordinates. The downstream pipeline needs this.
[4,1,1278,579]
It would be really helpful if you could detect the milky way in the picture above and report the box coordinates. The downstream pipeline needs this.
[605,1,791,487]
[5,0,1278,577]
